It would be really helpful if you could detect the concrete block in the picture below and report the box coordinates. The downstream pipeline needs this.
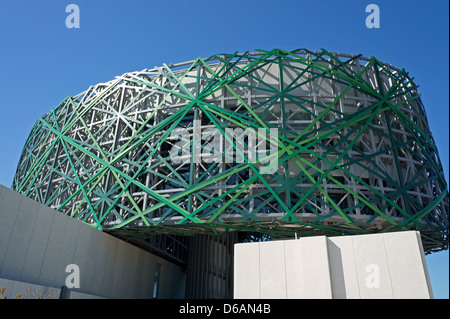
[0,185,186,299]
[21,204,55,284]
[0,186,22,274]
[382,231,432,298]
[38,209,69,287]
[111,240,130,298]
[158,257,186,299]
[73,223,95,293]
[351,233,393,298]
[1,196,39,280]
[233,241,260,299]
[90,231,110,297]
[99,234,119,297]
[415,232,434,299]
[327,236,360,299]
[130,249,145,299]
[284,239,304,298]
[299,236,332,299]
[119,243,140,299]
[234,231,432,299]
[259,240,286,299]
[39,209,81,288]
[142,252,157,299]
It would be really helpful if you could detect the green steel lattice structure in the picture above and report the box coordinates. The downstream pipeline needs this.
[12,49,449,253]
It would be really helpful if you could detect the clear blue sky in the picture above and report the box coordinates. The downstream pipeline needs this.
[0,0,448,298]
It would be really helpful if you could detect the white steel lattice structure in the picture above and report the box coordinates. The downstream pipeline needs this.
[12,49,449,253]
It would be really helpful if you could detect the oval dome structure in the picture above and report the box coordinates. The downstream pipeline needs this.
[12,49,449,252]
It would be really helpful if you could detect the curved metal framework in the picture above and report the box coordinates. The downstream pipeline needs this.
[12,48,448,252]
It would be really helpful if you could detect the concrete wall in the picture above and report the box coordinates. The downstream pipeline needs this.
[0,185,185,299]
[234,231,433,299]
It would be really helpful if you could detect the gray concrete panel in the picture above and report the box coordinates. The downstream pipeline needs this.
[352,233,394,298]
[233,241,260,299]
[383,231,431,298]
[327,236,360,299]
[111,239,133,298]
[21,204,55,284]
[234,231,433,299]
[415,231,434,298]
[142,252,157,298]
[299,236,332,299]
[260,240,286,299]
[1,195,38,280]
[90,231,111,297]
[99,235,119,297]
[73,223,96,293]
[158,257,186,299]
[38,208,70,287]
[284,239,304,298]
[0,186,22,275]
[0,185,185,299]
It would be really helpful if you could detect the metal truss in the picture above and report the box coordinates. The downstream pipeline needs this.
[12,48,448,252]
